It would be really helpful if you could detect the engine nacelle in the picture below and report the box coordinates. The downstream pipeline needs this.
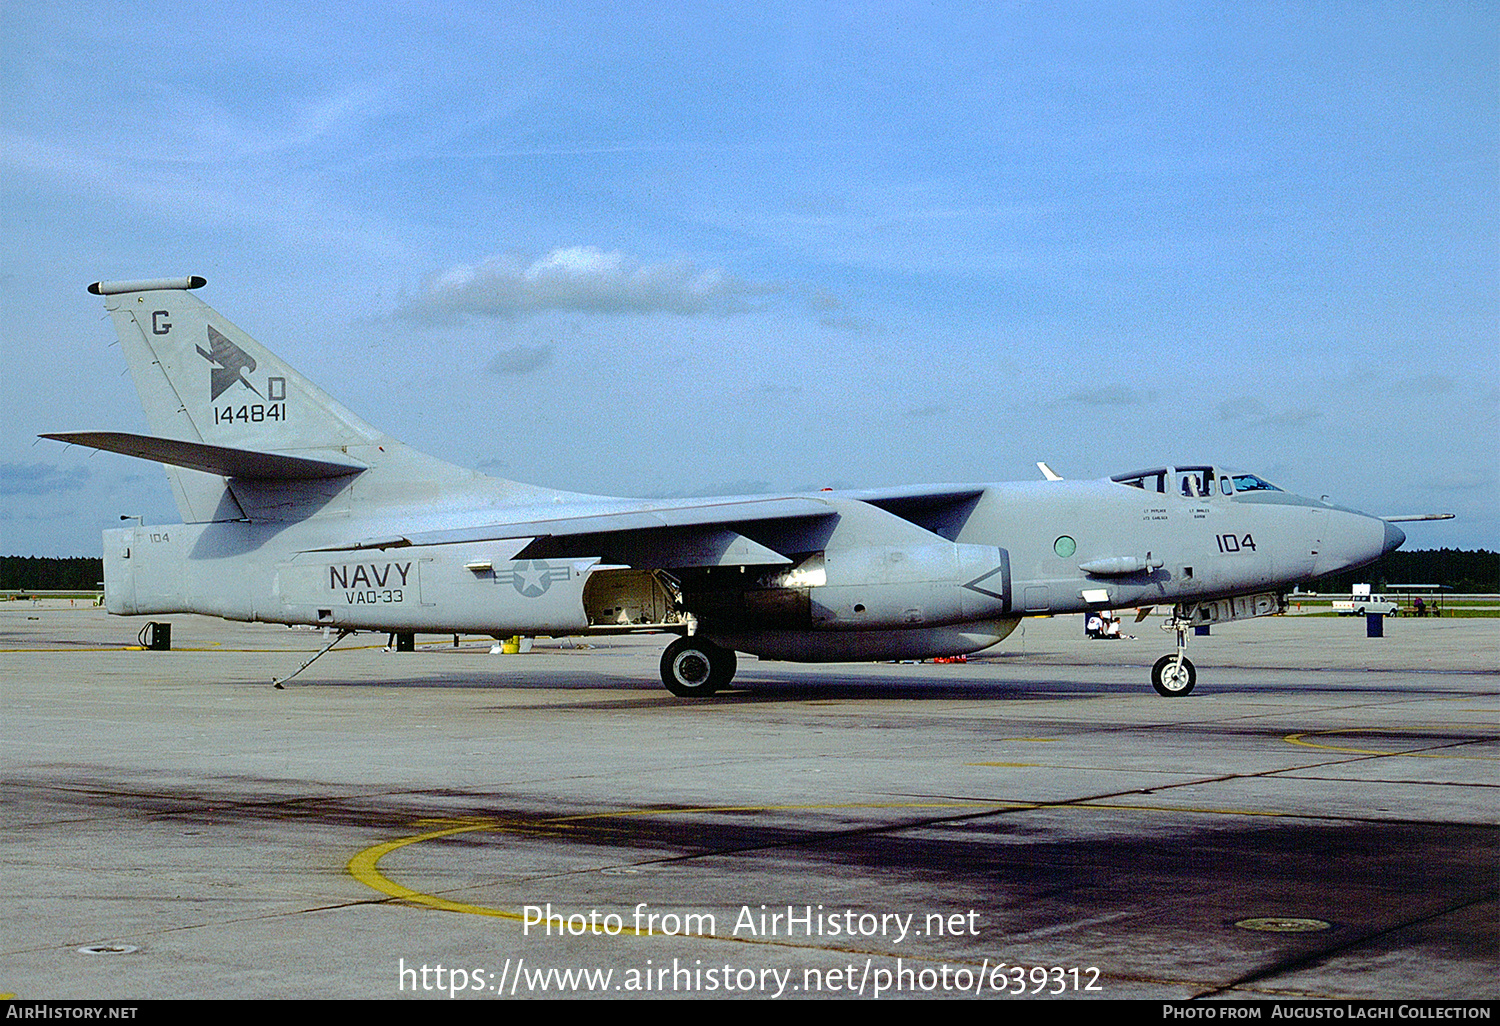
[706,618,1020,662]
[684,542,1010,631]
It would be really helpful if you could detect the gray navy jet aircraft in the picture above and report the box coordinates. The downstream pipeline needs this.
[46,277,1416,697]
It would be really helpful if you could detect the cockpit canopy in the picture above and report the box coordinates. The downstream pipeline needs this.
[1111,466,1283,499]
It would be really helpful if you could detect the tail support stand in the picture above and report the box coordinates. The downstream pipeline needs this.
[273,629,353,689]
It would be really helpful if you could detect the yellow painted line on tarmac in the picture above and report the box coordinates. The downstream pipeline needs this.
[347,807,1039,965]
[344,795,1318,934]
[541,800,1015,824]
[0,647,145,652]
[0,645,365,653]
[350,768,1494,932]
[347,793,1332,931]
[346,793,1326,927]
[1284,728,1498,759]
[347,818,530,922]
[348,801,1016,929]
[0,640,501,654]
[1076,801,1294,819]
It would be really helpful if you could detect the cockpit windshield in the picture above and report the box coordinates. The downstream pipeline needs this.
[1111,468,1168,492]
[1228,473,1281,493]
[1110,467,1283,497]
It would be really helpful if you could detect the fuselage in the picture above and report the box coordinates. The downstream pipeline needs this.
[54,278,1416,693]
[103,463,1401,663]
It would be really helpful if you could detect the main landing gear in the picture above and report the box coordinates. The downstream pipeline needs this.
[660,636,737,697]
[1152,612,1196,697]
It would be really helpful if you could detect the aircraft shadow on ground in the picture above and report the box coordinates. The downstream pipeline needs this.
[265,666,1476,706]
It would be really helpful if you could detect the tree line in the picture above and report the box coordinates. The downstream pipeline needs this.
[1,556,105,592]
[1305,548,1498,594]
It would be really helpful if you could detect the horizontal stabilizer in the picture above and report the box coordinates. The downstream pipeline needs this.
[41,431,366,480]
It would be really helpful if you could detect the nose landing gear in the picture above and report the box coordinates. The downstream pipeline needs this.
[1152,614,1196,696]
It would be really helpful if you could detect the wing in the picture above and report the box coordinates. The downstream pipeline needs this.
[321,485,987,571]
[824,484,985,541]
[317,495,841,571]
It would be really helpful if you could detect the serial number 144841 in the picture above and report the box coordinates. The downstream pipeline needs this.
[214,403,287,424]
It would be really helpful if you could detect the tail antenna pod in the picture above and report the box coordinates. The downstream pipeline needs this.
[89,277,207,295]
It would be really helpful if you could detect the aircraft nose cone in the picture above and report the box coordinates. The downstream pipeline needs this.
[1383,519,1406,556]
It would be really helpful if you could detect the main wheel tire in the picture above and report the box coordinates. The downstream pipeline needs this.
[661,638,731,697]
[708,644,737,690]
[1151,654,1196,697]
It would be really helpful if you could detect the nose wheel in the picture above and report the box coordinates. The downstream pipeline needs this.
[1152,653,1196,696]
[1152,613,1197,696]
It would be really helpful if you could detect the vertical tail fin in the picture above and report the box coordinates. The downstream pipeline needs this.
[87,277,484,523]
[92,277,383,452]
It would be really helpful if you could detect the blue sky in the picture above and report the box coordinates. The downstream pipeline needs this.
[2,1,1495,555]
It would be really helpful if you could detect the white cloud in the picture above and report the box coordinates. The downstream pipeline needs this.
[487,344,553,375]
[397,247,780,322]
[1063,386,1159,407]
[1429,470,1496,491]
[1394,374,1455,396]
[0,462,89,496]
[1217,396,1324,427]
